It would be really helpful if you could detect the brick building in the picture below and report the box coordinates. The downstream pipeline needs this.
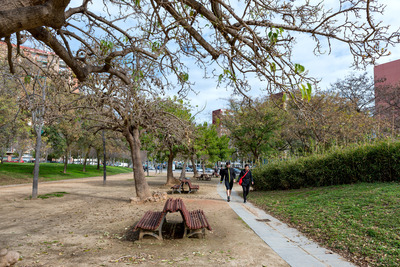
[374,59,400,128]
[212,109,229,136]
[0,41,68,72]
[0,42,71,162]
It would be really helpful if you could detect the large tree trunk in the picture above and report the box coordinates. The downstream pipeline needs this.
[32,124,43,199]
[102,129,106,185]
[0,147,4,164]
[179,160,187,180]
[125,126,151,200]
[96,149,100,170]
[0,0,70,38]
[18,149,24,162]
[44,150,48,163]
[191,156,198,177]
[146,159,149,177]
[63,153,68,174]
[166,149,177,185]
[82,146,90,172]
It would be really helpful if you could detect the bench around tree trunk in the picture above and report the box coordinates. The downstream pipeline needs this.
[134,198,211,240]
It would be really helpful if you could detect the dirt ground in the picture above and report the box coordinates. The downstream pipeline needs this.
[0,173,289,267]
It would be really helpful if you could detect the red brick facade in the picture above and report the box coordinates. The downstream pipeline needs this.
[374,59,400,127]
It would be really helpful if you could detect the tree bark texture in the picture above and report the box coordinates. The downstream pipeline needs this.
[191,156,198,177]
[102,129,106,185]
[96,149,100,170]
[0,0,70,37]
[166,149,176,185]
[179,160,187,180]
[125,126,151,199]
[63,153,67,173]
[32,125,42,199]
[18,150,23,162]
[82,146,90,172]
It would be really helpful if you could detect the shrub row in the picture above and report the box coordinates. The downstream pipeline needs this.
[253,140,400,191]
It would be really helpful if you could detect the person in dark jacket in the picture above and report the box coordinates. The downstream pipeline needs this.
[238,164,254,203]
[220,162,236,202]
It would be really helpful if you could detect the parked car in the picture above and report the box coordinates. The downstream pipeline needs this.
[233,168,241,176]
[205,168,214,173]
[185,167,193,172]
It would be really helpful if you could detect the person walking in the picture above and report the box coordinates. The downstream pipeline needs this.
[238,164,254,203]
[220,162,236,202]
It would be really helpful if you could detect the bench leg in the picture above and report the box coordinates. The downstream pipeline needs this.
[139,230,163,240]
[138,218,165,241]
[185,228,205,238]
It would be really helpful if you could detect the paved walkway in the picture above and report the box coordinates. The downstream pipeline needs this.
[217,184,355,267]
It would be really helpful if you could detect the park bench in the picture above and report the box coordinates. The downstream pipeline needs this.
[196,174,211,181]
[134,210,165,240]
[170,184,181,194]
[162,197,185,213]
[134,198,211,240]
[171,179,199,194]
[177,200,212,238]
[163,198,212,238]
[185,179,199,193]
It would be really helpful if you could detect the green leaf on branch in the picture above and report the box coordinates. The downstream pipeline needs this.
[151,41,160,52]
[268,31,278,44]
[282,92,287,102]
[299,83,312,101]
[306,83,312,100]
[294,63,305,74]
[100,40,114,54]
[24,75,31,84]
[179,72,189,82]
[270,62,276,72]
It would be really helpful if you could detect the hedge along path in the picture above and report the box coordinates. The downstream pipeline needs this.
[253,140,400,191]
[0,173,288,266]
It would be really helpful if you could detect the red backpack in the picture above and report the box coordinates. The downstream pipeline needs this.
[238,170,249,185]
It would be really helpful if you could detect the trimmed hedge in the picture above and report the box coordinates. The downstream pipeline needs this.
[253,141,400,191]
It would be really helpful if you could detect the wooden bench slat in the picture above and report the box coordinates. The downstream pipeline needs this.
[135,211,165,231]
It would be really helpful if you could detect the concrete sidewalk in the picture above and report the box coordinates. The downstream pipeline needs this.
[217,184,355,267]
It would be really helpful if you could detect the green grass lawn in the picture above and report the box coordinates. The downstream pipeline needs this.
[0,162,132,186]
[250,183,400,266]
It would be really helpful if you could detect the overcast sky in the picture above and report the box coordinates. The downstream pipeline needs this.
[182,0,400,123]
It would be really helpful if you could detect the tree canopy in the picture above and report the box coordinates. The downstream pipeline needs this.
[0,0,398,96]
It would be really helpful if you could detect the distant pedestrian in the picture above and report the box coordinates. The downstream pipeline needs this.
[220,162,236,202]
[213,166,219,177]
[238,164,254,203]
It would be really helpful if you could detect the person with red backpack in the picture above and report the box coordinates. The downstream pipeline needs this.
[238,164,254,203]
